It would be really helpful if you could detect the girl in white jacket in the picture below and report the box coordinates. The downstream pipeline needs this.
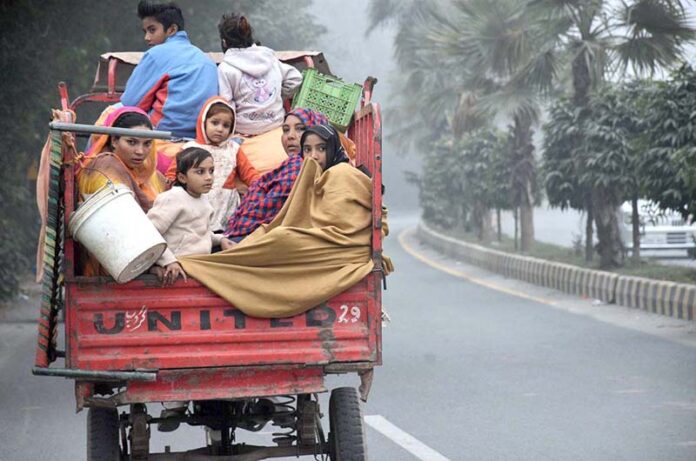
[147,147,235,286]
[217,13,303,136]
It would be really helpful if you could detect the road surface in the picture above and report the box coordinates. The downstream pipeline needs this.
[1,213,694,460]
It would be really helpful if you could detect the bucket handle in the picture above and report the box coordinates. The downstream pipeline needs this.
[78,166,119,199]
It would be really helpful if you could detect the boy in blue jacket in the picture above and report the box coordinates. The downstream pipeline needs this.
[121,1,218,141]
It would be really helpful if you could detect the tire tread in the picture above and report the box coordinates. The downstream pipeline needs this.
[87,407,120,461]
[330,387,366,460]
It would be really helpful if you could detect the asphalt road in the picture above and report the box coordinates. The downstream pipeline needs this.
[1,212,695,460]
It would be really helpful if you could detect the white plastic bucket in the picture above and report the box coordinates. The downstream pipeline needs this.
[69,184,166,283]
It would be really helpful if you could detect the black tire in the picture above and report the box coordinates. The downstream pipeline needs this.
[87,407,121,461]
[329,387,367,461]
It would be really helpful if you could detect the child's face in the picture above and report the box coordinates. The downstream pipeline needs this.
[205,111,234,146]
[111,125,153,169]
[281,115,306,156]
[142,17,176,47]
[302,133,328,170]
[178,156,214,197]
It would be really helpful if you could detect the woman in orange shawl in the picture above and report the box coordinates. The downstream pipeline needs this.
[77,106,165,276]
[78,106,165,212]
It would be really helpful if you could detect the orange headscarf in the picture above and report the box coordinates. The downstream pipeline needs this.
[194,96,237,144]
[164,96,246,184]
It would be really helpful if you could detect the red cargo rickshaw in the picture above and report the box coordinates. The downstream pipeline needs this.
[33,51,384,460]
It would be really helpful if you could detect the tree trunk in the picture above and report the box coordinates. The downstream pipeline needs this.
[572,50,591,107]
[473,202,492,242]
[585,201,594,262]
[497,208,502,242]
[460,199,467,233]
[520,201,534,253]
[511,115,536,252]
[573,48,598,264]
[480,209,492,243]
[514,207,519,251]
[631,195,641,264]
[592,188,625,269]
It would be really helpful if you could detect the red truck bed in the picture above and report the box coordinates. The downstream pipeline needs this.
[34,62,384,408]
[67,276,380,371]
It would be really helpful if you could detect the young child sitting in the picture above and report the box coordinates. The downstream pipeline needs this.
[217,13,303,173]
[165,97,260,232]
[148,147,235,286]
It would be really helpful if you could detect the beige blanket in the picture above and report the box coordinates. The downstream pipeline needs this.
[180,160,375,318]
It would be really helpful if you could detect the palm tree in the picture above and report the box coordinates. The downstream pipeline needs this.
[368,1,471,149]
[530,0,695,268]
[369,0,502,239]
[403,0,559,250]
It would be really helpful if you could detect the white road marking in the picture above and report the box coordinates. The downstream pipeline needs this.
[364,415,452,461]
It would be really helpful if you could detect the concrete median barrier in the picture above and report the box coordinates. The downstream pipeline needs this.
[417,221,694,321]
[615,276,695,320]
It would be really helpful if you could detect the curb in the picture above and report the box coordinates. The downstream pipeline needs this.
[418,221,695,321]
[614,276,695,320]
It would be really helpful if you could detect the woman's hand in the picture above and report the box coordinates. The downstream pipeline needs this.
[162,262,187,286]
[220,238,237,251]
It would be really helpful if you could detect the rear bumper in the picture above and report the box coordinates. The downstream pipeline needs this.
[72,362,376,410]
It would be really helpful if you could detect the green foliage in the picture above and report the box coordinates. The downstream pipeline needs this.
[370,0,552,250]
[371,0,552,151]
[529,0,694,94]
[420,140,465,230]
[581,84,643,196]
[372,0,695,265]
[642,65,696,218]
[419,129,511,234]
[542,98,587,211]
[543,83,645,210]
[457,129,511,213]
[0,0,141,299]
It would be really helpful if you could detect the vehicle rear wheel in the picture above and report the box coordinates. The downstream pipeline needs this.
[329,387,366,461]
[87,407,120,461]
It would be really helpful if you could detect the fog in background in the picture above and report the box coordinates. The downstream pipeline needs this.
[311,0,421,213]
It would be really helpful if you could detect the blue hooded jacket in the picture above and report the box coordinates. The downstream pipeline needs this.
[121,31,218,139]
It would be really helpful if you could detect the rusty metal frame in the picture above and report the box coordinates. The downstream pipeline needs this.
[32,367,156,382]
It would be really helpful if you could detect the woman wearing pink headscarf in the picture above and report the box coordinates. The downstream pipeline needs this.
[79,106,165,213]
[77,106,166,277]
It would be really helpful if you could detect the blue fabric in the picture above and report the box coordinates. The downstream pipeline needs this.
[121,32,218,139]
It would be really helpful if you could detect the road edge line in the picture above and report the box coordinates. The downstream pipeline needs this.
[398,228,559,307]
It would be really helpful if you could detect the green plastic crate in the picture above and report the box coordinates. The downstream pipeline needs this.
[291,68,362,131]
